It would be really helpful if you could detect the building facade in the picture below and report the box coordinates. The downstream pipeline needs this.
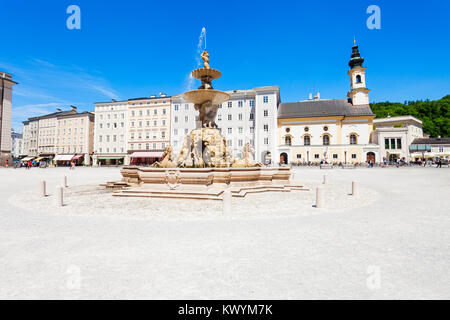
[11,130,23,158]
[410,137,450,161]
[55,110,95,165]
[0,71,17,165]
[372,115,423,162]
[276,43,378,164]
[170,86,280,163]
[127,94,171,165]
[93,100,129,165]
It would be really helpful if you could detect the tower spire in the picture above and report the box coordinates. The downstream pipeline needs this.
[348,40,364,69]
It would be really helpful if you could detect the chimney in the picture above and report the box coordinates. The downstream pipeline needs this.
[314,92,320,100]
[150,94,156,98]
[71,105,77,112]
[308,93,313,100]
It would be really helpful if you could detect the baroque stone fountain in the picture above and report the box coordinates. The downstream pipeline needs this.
[111,50,306,200]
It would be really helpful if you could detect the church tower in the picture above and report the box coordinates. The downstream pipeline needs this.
[347,40,370,105]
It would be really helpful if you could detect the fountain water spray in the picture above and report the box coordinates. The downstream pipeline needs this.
[188,27,207,90]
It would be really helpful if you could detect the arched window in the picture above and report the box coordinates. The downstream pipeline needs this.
[323,135,330,146]
[350,134,357,145]
[285,136,292,146]
[304,135,310,146]
[356,75,362,83]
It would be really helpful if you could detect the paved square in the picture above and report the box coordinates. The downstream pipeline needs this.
[0,166,449,299]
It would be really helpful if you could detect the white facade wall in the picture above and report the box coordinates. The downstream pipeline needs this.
[170,86,279,162]
[93,102,129,165]
[341,120,371,145]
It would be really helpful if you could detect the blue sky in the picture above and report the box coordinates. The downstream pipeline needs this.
[1,0,449,132]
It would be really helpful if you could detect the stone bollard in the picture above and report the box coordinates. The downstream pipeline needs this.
[323,174,327,184]
[40,181,46,197]
[315,186,324,208]
[352,181,358,196]
[56,186,64,206]
[62,176,68,188]
[222,188,232,215]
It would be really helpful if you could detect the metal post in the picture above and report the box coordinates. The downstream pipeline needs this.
[63,176,67,188]
[315,187,323,208]
[222,188,232,215]
[323,174,327,184]
[352,181,358,196]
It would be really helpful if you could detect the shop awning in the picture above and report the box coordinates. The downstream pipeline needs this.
[35,157,44,162]
[97,156,125,160]
[21,156,35,162]
[72,154,84,160]
[130,151,164,158]
[54,154,75,161]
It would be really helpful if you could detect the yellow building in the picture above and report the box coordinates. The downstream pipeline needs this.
[127,94,171,165]
[277,43,378,164]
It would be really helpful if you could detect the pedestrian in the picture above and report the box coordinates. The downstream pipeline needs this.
[28,160,32,169]
[5,160,8,168]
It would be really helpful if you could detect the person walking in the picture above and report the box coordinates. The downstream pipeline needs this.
[5,160,8,168]
[27,160,32,169]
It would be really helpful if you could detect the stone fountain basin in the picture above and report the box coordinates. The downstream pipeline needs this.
[183,89,230,105]
[192,68,221,81]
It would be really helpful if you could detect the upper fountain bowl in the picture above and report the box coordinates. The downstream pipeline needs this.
[183,89,230,105]
[192,68,221,81]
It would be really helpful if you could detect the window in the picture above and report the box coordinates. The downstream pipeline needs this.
[385,138,389,149]
[356,75,362,83]
[113,135,117,142]
[238,127,243,134]
[249,100,255,107]
[351,154,357,159]
[185,104,189,110]
[314,154,320,159]
[218,114,222,121]
[228,140,232,146]
[146,143,149,150]
[285,136,292,146]
[154,109,158,115]
[324,126,328,131]
[304,127,309,132]
[228,101,232,108]
[174,104,179,111]
[263,124,268,132]
[228,114,232,121]
[350,134,357,145]
[263,96,268,103]
[174,116,178,123]
[397,138,402,149]
[390,138,395,149]
[304,136,310,146]
[250,127,254,133]
[439,146,444,152]
[228,128,232,134]
[162,109,166,115]
[185,116,188,122]
[333,154,338,159]
[238,101,243,107]
[139,110,143,116]
[174,129,178,135]
[264,137,269,145]
[99,135,103,142]
[296,154,302,159]
[131,111,135,117]
[238,139,243,147]
[264,110,268,117]
[323,135,330,145]
[238,114,243,121]
[250,113,254,120]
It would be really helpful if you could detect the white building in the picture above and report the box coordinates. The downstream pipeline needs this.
[372,115,423,162]
[93,100,129,165]
[11,130,23,158]
[410,137,450,161]
[276,43,379,164]
[170,86,280,163]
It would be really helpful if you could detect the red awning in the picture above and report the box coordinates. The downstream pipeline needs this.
[130,151,164,158]
[72,154,84,160]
